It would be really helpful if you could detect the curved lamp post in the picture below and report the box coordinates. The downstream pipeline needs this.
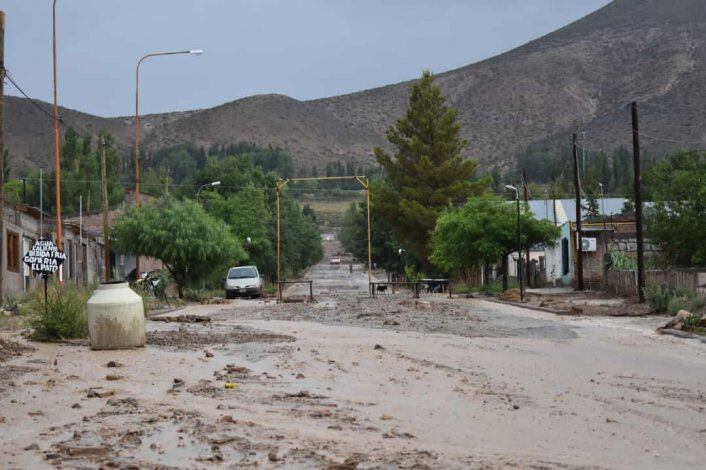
[134,49,202,274]
[196,181,221,203]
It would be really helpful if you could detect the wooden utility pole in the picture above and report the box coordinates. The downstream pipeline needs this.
[522,168,531,287]
[631,101,646,302]
[0,10,5,300]
[572,133,584,291]
[99,134,110,282]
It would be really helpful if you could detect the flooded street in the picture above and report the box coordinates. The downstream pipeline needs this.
[1,256,705,469]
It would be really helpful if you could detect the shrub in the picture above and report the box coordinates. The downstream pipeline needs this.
[643,284,671,314]
[692,295,706,311]
[644,283,705,315]
[683,313,705,331]
[667,295,690,316]
[24,283,91,341]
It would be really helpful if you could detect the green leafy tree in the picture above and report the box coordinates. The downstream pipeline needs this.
[340,199,405,272]
[112,197,246,297]
[645,150,706,266]
[374,70,486,266]
[431,194,559,289]
[185,154,323,279]
[205,185,275,278]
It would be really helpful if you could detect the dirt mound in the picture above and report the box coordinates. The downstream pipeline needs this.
[0,338,33,362]
[147,326,294,349]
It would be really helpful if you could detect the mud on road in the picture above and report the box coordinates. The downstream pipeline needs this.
[222,293,578,341]
[1,282,705,468]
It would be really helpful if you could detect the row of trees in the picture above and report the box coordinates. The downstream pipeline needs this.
[512,144,657,199]
[12,128,125,216]
[112,150,323,296]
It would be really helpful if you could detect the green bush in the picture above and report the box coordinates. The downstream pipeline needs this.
[644,283,705,315]
[644,284,671,314]
[263,285,277,296]
[693,295,706,311]
[24,283,92,341]
[683,314,705,331]
[452,281,518,296]
[667,295,690,316]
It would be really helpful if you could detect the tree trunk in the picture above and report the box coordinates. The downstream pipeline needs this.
[178,282,184,299]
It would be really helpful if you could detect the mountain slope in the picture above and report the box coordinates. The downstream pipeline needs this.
[5,0,706,174]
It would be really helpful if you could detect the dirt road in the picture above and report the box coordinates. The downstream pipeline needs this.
[1,251,705,468]
[283,241,375,298]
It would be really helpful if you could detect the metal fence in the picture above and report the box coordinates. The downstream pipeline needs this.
[606,269,706,297]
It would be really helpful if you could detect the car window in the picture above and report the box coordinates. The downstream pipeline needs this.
[228,267,258,279]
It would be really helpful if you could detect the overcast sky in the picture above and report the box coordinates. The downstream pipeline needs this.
[2,0,611,117]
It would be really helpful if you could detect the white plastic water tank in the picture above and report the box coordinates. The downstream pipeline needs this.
[87,281,145,350]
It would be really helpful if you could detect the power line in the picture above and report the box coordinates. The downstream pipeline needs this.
[636,130,704,147]
[4,68,102,139]
[3,69,60,124]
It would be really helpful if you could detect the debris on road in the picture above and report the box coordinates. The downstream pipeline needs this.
[151,314,211,323]
[86,388,115,398]
[658,310,701,332]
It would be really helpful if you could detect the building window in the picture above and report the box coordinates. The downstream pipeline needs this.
[7,231,20,272]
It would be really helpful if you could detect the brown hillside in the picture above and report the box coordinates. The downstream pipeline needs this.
[4,0,705,174]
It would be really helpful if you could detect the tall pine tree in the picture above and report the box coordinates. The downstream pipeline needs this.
[374,70,485,266]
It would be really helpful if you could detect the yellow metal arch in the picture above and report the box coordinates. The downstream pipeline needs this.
[276,176,372,297]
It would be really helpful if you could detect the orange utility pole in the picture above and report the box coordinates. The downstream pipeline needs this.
[52,0,63,254]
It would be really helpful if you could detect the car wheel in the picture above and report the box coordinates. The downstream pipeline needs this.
[225,291,234,300]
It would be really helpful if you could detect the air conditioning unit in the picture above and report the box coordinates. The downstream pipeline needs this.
[581,237,597,252]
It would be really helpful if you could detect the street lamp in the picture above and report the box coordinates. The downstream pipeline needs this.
[134,49,202,274]
[196,181,221,203]
[505,184,524,301]
[398,248,408,269]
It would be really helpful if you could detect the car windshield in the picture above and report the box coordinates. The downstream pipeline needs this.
[228,267,257,279]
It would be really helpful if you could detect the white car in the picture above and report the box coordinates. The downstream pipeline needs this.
[329,257,341,265]
[225,265,262,299]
